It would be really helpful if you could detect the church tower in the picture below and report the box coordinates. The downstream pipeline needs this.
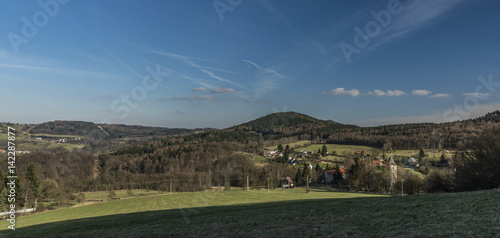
[389,156,397,192]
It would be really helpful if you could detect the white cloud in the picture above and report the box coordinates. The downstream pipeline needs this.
[192,87,206,92]
[412,90,432,96]
[173,95,216,101]
[430,93,450,98]
[374,90,386,96]
[326,88,360,97]
[387,90,406,96]
[211,88,236,94]
[463,92,490,98]
[372,89,406,96]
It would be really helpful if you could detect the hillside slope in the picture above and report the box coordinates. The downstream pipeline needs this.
[1,188,498,237]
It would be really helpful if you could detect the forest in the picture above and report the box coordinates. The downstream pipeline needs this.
[1,110,500,211]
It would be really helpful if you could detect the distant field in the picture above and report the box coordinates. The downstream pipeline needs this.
[297,144,381,156]
[387,149,452,159]
[79,189,163,201]
[266,140,312,149]
[30,134,86,138]
[1,188,499,237]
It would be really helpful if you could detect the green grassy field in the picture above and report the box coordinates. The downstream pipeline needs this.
[297,144,381,156]
[78,189,163,201]
[266,140,312,149]
[0,188,498,237]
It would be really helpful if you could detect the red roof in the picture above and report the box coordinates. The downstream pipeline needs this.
[326,168,346,174]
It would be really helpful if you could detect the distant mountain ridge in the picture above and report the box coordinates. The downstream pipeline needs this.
[28,120,211,138]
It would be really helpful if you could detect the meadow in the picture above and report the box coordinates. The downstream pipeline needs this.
[0,188,498,237]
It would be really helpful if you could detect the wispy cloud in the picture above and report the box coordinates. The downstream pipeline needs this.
[430,93,450,98]
[243,59,287,101]
[412,89,432,96]
[172,95,216,101]
[149,50,244,89]
[325,88,360,97]
[463,92,490,98]
[192,87,207,92]
[368,0,465,51]
[211,88,236,94]
[243,60,287,79]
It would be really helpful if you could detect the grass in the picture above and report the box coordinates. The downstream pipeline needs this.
[78,189,162,201]
[293,143,450,160]
[266,140,312,149]
[0,188,499,237]
[297,144,381,156]
[29,134,85,138]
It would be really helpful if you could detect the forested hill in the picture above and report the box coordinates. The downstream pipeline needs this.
[180,110,500,150]
[28,120,209,138]
[230,111,353,133]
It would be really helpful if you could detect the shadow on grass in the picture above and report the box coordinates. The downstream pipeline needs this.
[1,189,499,238]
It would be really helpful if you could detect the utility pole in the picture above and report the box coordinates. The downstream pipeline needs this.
[170,179,172,193]
[267,178,270,190]
[306,175,309,193]
[401,179,404,196]
[246,176,249,191]
[208,169,211,188]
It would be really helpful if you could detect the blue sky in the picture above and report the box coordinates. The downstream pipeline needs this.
[1,0,500,128]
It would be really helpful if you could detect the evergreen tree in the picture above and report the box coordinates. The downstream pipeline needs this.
[419,149,425,159]
[0,188,7,211]
[440,154,447,167]
[335,163,342,180]
[302,165,310,180]
[314,163,320,172]
[277,144,284,153]
[25,163,39,207]
[321,145,328,155]
[295,168,303,186]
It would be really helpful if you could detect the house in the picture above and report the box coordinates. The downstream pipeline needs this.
[354,151,364,156]
[372,158,383,166]
[290,158,297,165]
[264,148,277,157]
[0,149,4,153]
[307,164,313,170]
[324,167,347,184]
[283,177,294,188]
[408,157,417,164]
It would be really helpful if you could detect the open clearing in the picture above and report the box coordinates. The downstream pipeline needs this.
[296,144,381,156]
[0,188,498,237]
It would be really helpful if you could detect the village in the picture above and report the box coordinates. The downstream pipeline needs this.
[263,142,453,193]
